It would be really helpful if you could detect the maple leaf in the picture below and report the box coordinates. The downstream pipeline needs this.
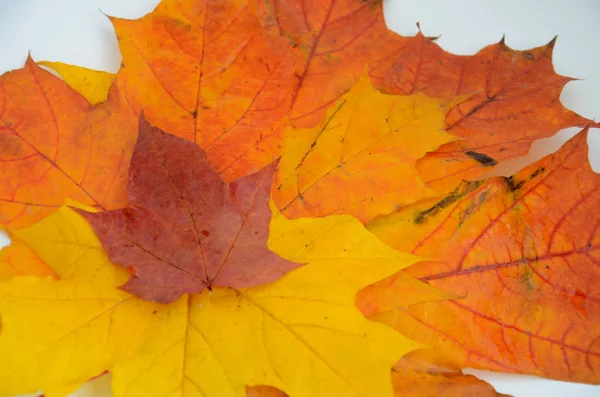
[0,238,55,282]
[272,75,467,223]
[110,0,295,181]
[360,128,600,383]
[370,32,594,191]
[0,57,136,228]
[38,61,116,105]
[75,115,299,304]
[256,0,403,128]
[389,350,509,397]
[0,200,427,397]
[239,351,508,397]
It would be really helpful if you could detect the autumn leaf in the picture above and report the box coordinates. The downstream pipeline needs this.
[246,386,287,397]
[389,349,509,397]
[257,0,592,183]
[0,238,55,282]
[362,128,600,383]
[38,61,116,105]
[0,57,136,229]
[76,115,300,303]
[256,0,405,128]
[0,206,170,397]
[111,0,295,181]
[272,74,467,223]
[238,351,508,397]
[0,200,428,397]
[369,32,594,191]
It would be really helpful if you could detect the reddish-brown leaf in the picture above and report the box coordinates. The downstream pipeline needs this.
[370,33,594,191]
[76,116,300,303]
[361,128,600,383]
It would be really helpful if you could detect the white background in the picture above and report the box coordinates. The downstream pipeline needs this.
[0,0,599,396]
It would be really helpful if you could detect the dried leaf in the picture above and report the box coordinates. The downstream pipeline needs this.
[272,75,466,223]
[0,58,136,228]
[363,128,600,383]
[370,33,594,191]
[0,199,428,397]
[111,0,295,181]
[0,239,55,282]
[389,349,509,397]
[76,116,300,303]
[38,61,116,105]
[257,0,403,128]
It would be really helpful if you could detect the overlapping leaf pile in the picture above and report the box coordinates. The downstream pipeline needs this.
[0,1,598,396]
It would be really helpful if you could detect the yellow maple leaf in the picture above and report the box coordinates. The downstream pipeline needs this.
[37,61,116,105]
[0,202,436,397]
[273,75,468,223]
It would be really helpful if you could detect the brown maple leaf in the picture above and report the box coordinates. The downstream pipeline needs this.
[360,128,600,383]
[76,116,300,303]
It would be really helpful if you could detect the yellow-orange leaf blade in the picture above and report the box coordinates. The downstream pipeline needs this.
[38,61,115,105]
[257,0,403,128]
[388,349,509,397]
[0,58,135,228]
[366,128,600,383]
[273,75,466,222]
[112,0,295,181]
[0,239,55,282]
[0,207,166,397]
[370,33,594,191]
[0,202,436,397]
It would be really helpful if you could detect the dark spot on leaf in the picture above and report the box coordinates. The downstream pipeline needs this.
[523,52,535,61]
[530,169,542,178]
[415,180,483,224]
[152,310,157,314]
[506,176,525,191]
[465,95,497,118]
[192,110,198,118]
[465,151,498,167]
[202,230,210,237]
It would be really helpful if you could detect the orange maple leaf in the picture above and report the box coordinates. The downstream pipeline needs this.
[259,1,593,185]
[0,239,55,282]
[389,350,509,397]
[370,32,595,191]
[111,0,295,181]
[360,128,600,383]
[0,57,136,228]
[257,0,403,128]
